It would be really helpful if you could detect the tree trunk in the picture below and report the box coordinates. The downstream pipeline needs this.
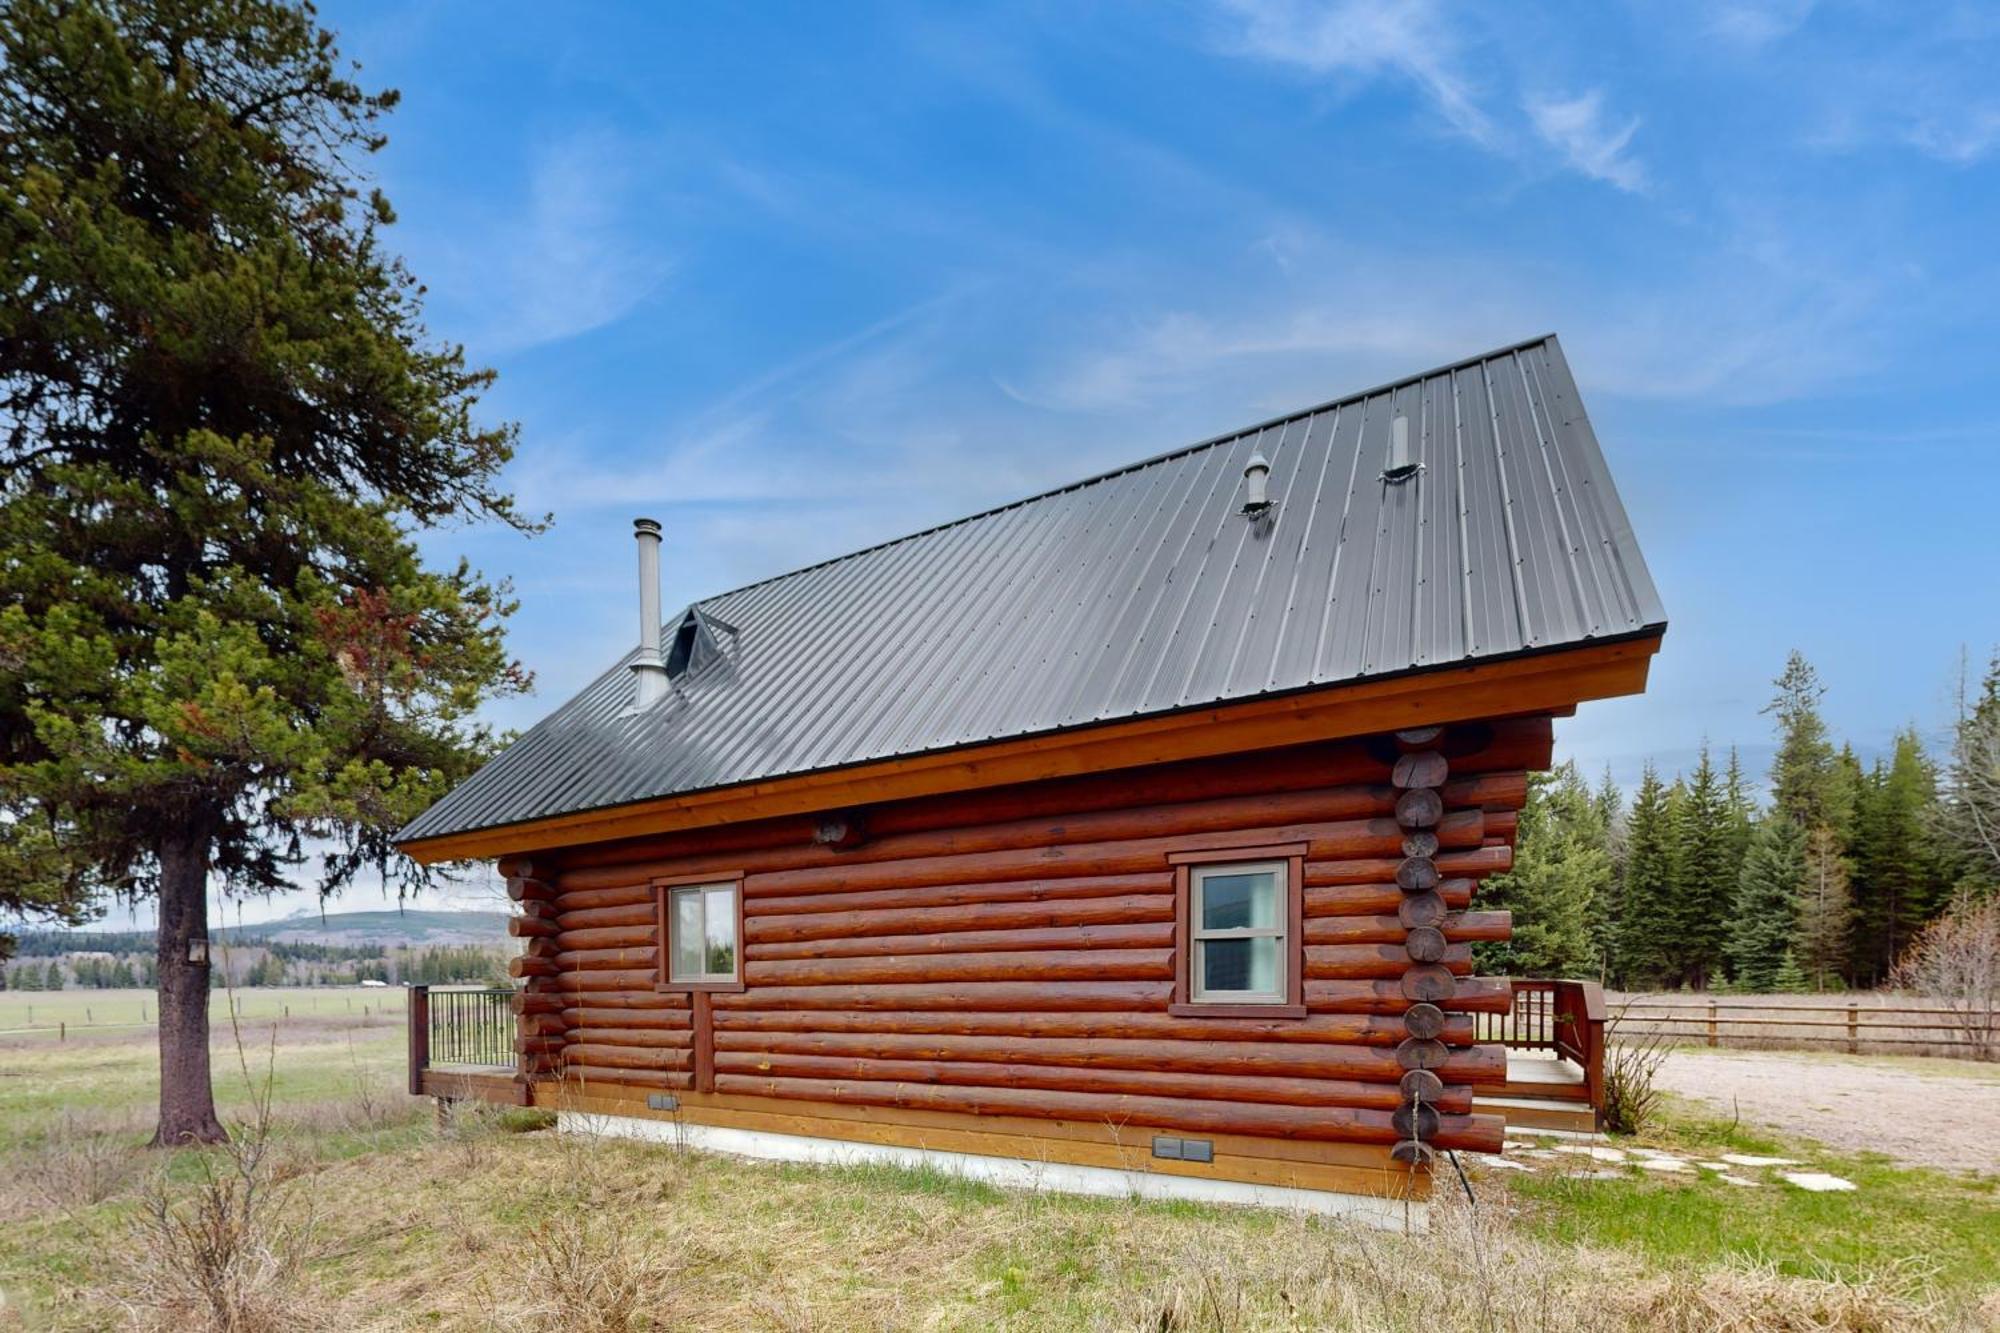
[151,824,227,1146]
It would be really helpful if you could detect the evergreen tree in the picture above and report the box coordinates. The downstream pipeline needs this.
[1764,652,1836,829]
[1795,824,1851,990]
[1668,746,1734,989]
[1473,762,1609,977]
[1829,745,1866,843]
[0,0,534,1144]
[1728,818,1806,991]
[1771,950,1809,995]
[1615,765,1675,987]
[1588,766,1625,979]
[0,812,95,963]
[1938,651,2000,894]
[44,959,65,990]
[1848,731,1942,985]
[1722,746,1757,905]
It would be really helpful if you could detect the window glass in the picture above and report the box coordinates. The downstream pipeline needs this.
[703,885,737,975]
[1199,871,1277,930]
[1200,936,1278,993]
[668,883,737,982]
[1188,861,1288,1003]
[671,889,703,979]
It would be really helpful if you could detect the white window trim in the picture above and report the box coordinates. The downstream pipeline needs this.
[667,882,740,984]
[1188,860,1288,1004]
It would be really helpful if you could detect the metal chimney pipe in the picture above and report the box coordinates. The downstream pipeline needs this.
[631,518,669,708]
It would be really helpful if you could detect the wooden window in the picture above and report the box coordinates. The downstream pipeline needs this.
[654,873,745,993]
[1169,844,1306,1018]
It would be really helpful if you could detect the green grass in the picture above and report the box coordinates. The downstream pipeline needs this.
[0,1005,407,1152]
[0,984,407,1034]
[1507,1098,2000,1292]
[0,1011,1994,1330]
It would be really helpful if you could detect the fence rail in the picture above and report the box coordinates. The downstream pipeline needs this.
[407,984,515,1093]
[1606,997,1994,1058]
[1476,978,1607,1113]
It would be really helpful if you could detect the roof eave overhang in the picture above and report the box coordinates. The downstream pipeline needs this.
[398,628,1664,867]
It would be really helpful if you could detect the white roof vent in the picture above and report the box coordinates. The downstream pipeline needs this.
[1382,415,1422,484]
[1240,450,1273,517]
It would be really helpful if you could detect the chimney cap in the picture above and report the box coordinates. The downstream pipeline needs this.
[634,517,662,537]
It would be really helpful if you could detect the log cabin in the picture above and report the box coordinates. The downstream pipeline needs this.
[396,333,1664,1227]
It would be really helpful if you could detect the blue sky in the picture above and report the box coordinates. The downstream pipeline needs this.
[102,1,2000,926]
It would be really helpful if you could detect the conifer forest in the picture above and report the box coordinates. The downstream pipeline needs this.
[1474,649,2000,993]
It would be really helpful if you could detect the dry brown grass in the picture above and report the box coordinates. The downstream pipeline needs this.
[2,1108,1993,1331]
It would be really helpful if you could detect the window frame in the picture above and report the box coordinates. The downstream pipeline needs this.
[1168,844,1306,1018]
[653,871,746,993]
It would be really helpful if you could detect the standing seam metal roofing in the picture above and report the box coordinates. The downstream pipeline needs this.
[398,334,1665,844]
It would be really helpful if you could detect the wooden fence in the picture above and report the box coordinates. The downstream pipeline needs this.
[1605,994,1994,1059]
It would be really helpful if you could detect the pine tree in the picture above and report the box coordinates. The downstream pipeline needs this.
[1588,766,1625,980]
[1795,824,1852,990]
[0,0,534,1144]
[1473,762,1609,977]
[1939,651,2000,894]
[1728,818,1806,991]
[1848,730,1942,986]
[1669,746,1734,989]
[0,813,94,964]
[1722,746,1757,896]
[1764,652,1836,830]
[1771,950,1809,995]
[1615,765,1675,987]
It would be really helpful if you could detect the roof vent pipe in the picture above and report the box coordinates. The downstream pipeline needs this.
[631,518,670,708]
[1240,451,1272,516]
[1382,415,1422,483]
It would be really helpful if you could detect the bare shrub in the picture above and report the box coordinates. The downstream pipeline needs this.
[126,1021,325,1332]
[127,1125,324,1332]
[520,1211,671,1333]
[1893,891,2000,1060]
[9,1114,147,1212]
[1600,999,1671,1136]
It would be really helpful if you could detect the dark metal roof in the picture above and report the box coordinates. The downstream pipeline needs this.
[400,334,1664,845]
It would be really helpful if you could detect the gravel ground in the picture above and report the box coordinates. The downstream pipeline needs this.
[1654,1049,2000,1174]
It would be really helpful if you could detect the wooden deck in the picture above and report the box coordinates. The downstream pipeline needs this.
[1474,1050,1597,1135]
[418,1064,531,1105]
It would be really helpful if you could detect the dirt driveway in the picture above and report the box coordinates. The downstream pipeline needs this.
[1653,1049,2000,1174]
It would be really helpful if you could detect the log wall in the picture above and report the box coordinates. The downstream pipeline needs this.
[502,718,1544,1198]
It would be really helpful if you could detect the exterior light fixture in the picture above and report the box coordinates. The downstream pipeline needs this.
[1240,451,1273,516]
[187,937,209,966]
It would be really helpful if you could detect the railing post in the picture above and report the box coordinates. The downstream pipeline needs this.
[1706,999,1718,1048]
[1847,1003,1859,1055]
[407,984,430,1096]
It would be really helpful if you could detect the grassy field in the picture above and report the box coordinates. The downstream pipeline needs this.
[0,1004,1995,1331]
[0,986,406,1035]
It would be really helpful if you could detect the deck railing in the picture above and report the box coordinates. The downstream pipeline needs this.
[1476,978,1607,1112]
[406,984,516,1095]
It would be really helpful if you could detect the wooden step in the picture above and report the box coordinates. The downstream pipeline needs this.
[1497,1079,1591,1103]
[1475,1094,1597,1136]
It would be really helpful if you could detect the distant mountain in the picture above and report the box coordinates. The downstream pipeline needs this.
[216,909,512,947]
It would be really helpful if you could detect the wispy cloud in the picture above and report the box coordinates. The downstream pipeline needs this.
[442,129,674,353]
[1212,0,1493,143]
[1210,1,1657,193]
[1701,0,1818,49]
[1525,89,1647,193]
[1901,104,2000,165]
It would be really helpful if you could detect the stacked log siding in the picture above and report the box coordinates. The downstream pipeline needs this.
[505,721,1543,1186]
